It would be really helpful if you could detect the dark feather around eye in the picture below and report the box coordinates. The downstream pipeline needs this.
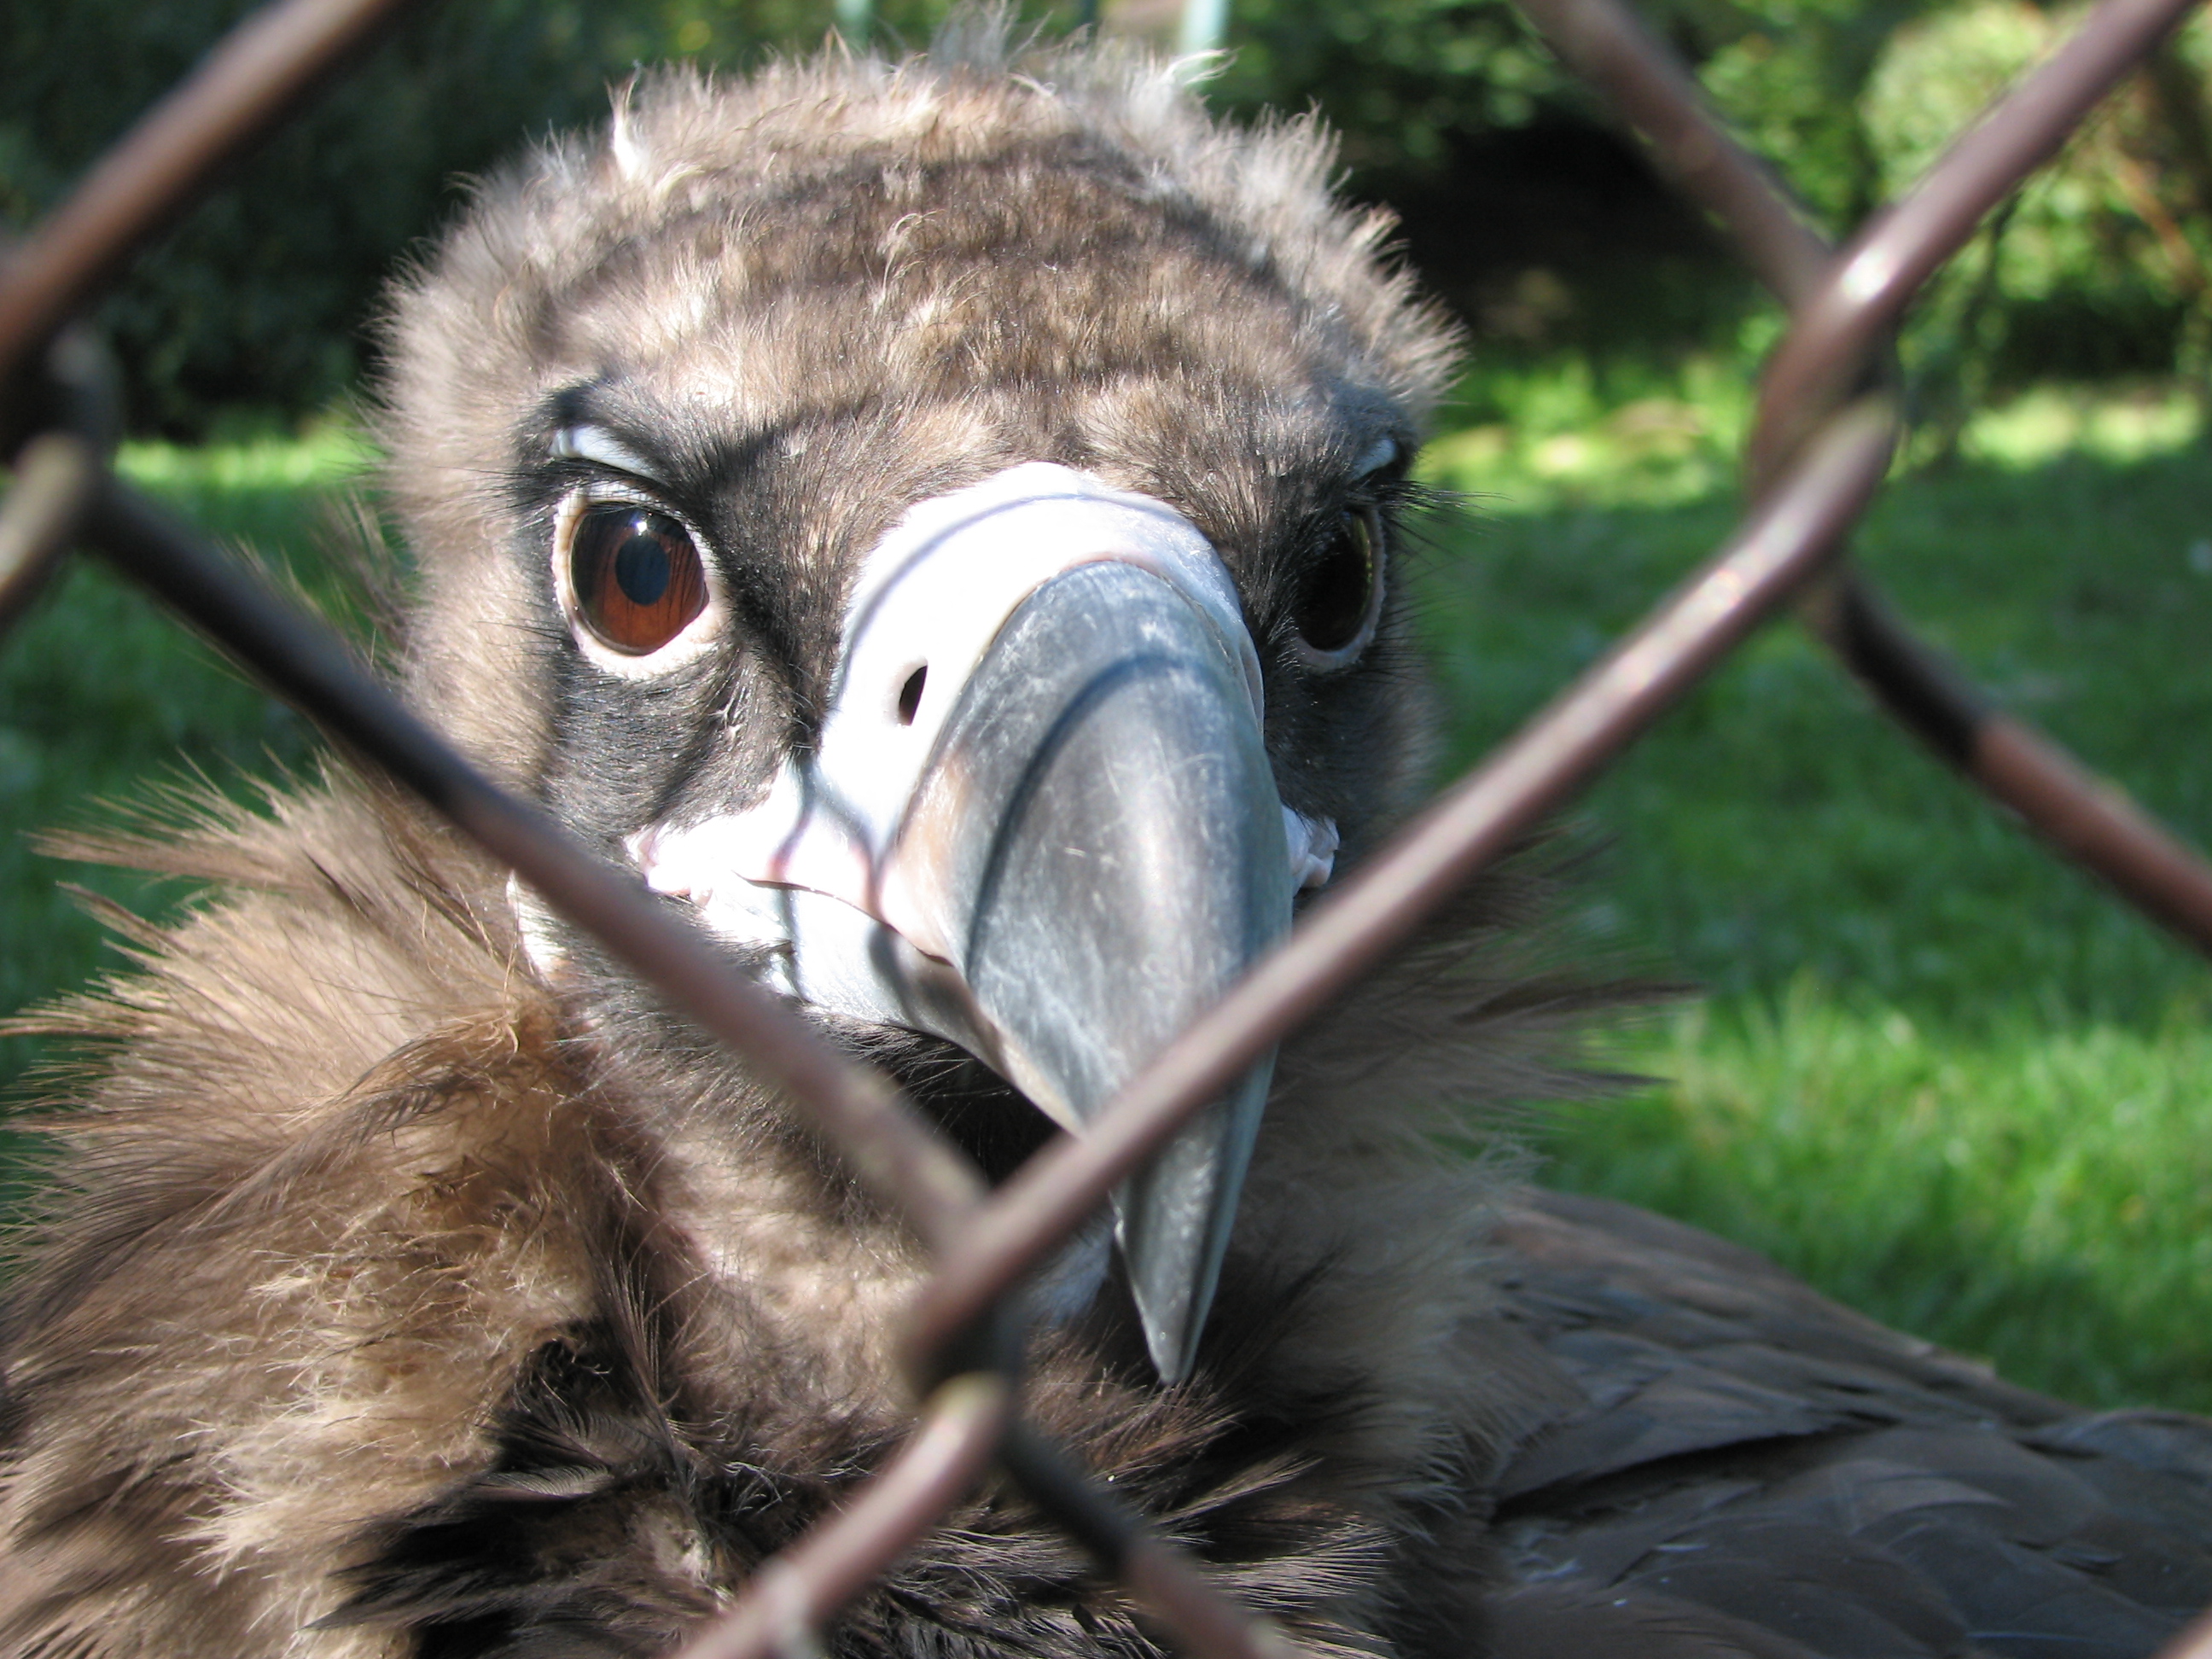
[568,505,707,655]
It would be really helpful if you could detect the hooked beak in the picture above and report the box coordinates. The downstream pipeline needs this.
[626,463,1331,1382]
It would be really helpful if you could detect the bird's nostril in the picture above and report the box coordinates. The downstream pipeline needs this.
[897,666,928,725]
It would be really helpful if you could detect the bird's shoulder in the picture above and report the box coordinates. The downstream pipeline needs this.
[0,775,686,1649]
[1482,1188,2212,1659]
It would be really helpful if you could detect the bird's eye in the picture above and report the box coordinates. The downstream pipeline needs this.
[566,504,708,655]
[1289,507,1385,669]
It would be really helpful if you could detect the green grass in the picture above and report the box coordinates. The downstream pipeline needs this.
[1417,361,2212,1410]
[1562,992,2212,1412]
[3,384,2211,1411]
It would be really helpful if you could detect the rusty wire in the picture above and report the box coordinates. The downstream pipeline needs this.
[0,0,423,430]
[670,1374,1016,1659]
[3,0,2211,1656]
[0,433,94,635]
[1516,0,2212,956]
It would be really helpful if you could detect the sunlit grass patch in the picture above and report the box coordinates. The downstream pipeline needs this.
[1424,352,1754,511]
[1957,381,2206,471]
[1424,359,2210,512]
[1555,984,2212,1412]
[116,420,374,495]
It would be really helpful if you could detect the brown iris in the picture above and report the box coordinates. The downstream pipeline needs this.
[568,504,708,655]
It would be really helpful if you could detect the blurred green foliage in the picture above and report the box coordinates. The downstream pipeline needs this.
[6,0,2211,432]
[3,3,655,429]
[0,1,901,432]
[1224,0,2212,399]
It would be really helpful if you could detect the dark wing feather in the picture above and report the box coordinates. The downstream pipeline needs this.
[1485,1190,2212,1659]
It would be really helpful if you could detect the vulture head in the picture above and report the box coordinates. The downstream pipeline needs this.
[378,31,1457,1381]
[9,32,1569,1651]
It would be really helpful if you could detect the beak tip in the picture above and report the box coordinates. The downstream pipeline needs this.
[1110,1049,1276,1386]
[1116,1198,1204,1382]
[1150,1333,1196,1387]
[1132,1274,1203,1385]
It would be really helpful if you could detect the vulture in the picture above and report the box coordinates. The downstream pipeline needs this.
[5,21,2212,1659]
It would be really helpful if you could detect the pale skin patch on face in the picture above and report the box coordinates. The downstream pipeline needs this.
[551,423,668,483]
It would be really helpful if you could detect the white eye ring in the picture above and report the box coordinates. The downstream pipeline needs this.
[1288,506,1386,672]
[550,488,728,679]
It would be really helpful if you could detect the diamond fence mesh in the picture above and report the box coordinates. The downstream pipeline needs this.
[3,1,2212,1656]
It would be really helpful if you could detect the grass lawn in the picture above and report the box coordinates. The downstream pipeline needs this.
[3,377,2210,1410]
[1419,362,2212,1412]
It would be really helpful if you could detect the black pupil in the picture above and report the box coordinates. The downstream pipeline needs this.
[614,525,671,606]
[1296,518,1373,653]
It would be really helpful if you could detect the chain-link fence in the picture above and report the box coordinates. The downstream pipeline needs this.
[5,0,2212,1655]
